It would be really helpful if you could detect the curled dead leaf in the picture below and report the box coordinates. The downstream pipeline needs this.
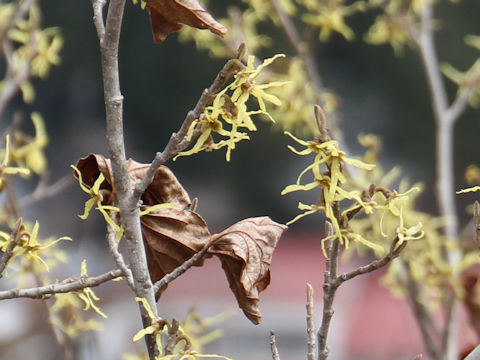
[208,217,287,324]
[146,0,227,43]
[74,155,288,320]
[75,154,209,295]
[75,154,191,208]
[142,206,211,296]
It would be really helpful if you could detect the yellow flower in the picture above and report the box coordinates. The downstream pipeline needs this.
[77,260,107,318]
[176,54,287,161]
[0,135,31,190]
[364,15,410,55]
[301,0,366,42]
[51,292,103,338]
[457,186,480,194]
[12,112,49,175]
[72,165,123,240]
[133,297,166,346]
[13,221,71,272]
[282,131,375,241]
[395,209,424,249]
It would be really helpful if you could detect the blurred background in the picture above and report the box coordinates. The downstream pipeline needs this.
[1,0,480,359]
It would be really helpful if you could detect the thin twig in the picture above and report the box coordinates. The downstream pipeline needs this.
[333,238,406,286]
[318,230,339,360]
[270,330,281,360]
[91,0,106,43]
[0,268,123,300]
[18,175,74,208]
[474,201,480,250]
[153,236,217,296]
[445,87,473,124]
[403,262,443,359]
[133,57,245,201]
[0,218,23,277]
[0,54,31,116]
[0,0,38,117]
[441,293,456,355]
[318,227,408,360]
[416,3,458,242]
[306,283,316,360]
[268,0,325,97]
[414,4,461,359]
[106,223,134,289]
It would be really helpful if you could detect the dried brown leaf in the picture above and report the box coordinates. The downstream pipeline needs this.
[75,154,206,294]
[146,0,227,43]
[74,155,287,315]
[209,217,287,324]
[75,154,191,208]
[142,207,211,296]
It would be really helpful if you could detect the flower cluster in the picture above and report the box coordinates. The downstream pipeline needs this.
[346,134,480,306]
[133,298,232,360]
[0,220,70,277]
[282,125,426,256]
[1,4,63,103]
[300,0,366,42]
[176,54,287,161]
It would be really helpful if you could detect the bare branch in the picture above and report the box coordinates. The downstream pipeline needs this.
[403,262,443,359]
[18,175,74,208]
[0,218,23,277]
[270,330,281,360]
[93,0,159,357]
[474,201,480,249]
[0,268,122,300]
[106,223,134,289]
[91,0,106,44]
[268,0,325,96]
[318,233,339,360]
[306,283,316,360]
[413,4,462,358]
[445,87,473,124]
[153,236,216,296]
[333,237,406,286]
[133,57,245,201]
[0,48,32,117]
[0,0,38,117]
[318,224,408,359]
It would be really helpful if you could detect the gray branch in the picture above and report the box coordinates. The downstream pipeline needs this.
[92,0,159,357]
[0,218,23,277]
[270,330,281,360]
[0,268,122,300]
[153,237,216,296]
[306,283,316,360]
